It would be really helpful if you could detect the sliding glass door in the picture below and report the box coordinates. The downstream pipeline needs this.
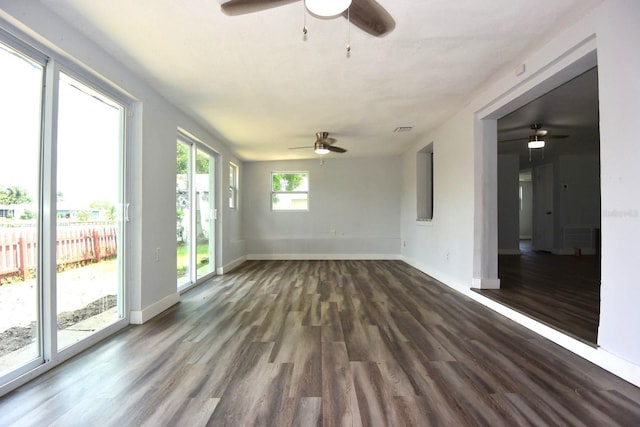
[55,73,125,350]
[0,41,44,378]
[176,136,216,290]
[0,35,128,388]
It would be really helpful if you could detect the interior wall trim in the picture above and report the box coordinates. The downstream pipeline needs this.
[130,292,180,324]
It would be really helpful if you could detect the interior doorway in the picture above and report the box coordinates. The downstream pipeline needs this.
[484,67,602,345]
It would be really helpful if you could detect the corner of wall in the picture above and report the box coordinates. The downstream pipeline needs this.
[130,292,180,324]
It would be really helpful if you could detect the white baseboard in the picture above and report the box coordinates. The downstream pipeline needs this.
[217,255,247,275]
[553,248,598,256]
[246,253,402,261]
[471,277,501,289]
[130,292,180,324]
[498,249,521,255]
[553,249,576,255]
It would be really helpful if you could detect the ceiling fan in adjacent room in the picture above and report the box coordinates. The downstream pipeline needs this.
[289,132,347,154]
[499,123,569,161]
[218,0,396,37]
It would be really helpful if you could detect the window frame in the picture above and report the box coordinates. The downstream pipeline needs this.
[416,143,434,222]
[229,162,238,209]
[270,171,309,211]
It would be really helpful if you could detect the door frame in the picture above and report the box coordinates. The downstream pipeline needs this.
[532,163,554,252]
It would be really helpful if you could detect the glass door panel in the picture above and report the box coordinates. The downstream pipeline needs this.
[176,141,191,288]
[195,149,214,279]
[56,73,124,350]
[0,43,44,377]
[177,139,215,290]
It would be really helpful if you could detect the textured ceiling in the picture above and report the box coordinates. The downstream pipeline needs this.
[39,0,602,161]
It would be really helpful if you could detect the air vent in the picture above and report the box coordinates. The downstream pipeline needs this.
[393,126,413,133]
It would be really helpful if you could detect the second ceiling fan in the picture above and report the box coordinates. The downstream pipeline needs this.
[499,123,569,146]
[218,0,395,37]
[289,132,347,154]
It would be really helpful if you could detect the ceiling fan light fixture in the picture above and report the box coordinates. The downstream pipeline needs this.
[528,135,545,149]
[305,0,352,17]
[314,141,330,154]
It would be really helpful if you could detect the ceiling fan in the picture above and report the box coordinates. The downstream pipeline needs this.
[499,123,569,145]
[499,123,569,161]
[289,132,347,154]
[218,0,395,37]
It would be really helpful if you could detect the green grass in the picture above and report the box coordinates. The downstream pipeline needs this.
[177,242,210,276]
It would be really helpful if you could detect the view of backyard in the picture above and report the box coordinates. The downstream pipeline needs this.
[176,242,210,278]
[1,38,125,384]
[0,221,120,377]
[0,255,118,372]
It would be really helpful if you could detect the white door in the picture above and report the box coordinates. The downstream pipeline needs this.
[533,163,554,252]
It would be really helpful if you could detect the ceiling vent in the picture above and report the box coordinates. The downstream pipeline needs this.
[393,126,413,133]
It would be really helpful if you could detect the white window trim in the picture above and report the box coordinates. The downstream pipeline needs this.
[270,171,309,211]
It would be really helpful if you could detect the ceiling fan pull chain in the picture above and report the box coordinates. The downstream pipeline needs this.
[346,7,351,57]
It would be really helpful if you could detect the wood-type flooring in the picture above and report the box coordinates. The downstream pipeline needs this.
[1,260,638,426]
[479,241,600,344]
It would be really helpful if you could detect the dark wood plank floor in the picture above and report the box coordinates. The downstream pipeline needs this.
[478,241,600,344]
[1,260,638,426]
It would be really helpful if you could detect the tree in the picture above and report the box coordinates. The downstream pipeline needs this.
[20,209,35,220]
[272,173,304,191]
[176,143,209,174]
[77,210,93,221]
[90,201,117,221]
[0,186,32,205]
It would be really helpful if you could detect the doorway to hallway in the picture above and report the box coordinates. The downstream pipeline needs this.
[480,240,600,344]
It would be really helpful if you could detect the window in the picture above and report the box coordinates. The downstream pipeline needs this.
[271,172,309,211]
[229,162,238,209]
[416,143,434,221]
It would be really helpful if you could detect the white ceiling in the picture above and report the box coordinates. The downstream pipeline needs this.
[39,0,602,161]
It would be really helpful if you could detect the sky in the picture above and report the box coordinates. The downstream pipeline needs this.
[1,43,122,209]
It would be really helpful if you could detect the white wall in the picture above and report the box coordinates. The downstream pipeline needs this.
[401,0,640,384]
[400,116,476,286]
[596,0,640,366]
[244,157,401,258]
[0,1,244,320]
[556,154,601,252]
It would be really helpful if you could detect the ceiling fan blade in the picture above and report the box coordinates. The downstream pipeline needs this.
[544,134,569,139]
[288,145,313,150]
[327,145,347,153]
[319,137,337,145]
[343,0,395,37]
[498,137,527,143]
[220,0,299,16]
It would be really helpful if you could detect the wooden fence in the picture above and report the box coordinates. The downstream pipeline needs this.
[0,225,118,281]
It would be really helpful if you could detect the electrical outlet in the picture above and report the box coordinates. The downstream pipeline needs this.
[330,229,336,236]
